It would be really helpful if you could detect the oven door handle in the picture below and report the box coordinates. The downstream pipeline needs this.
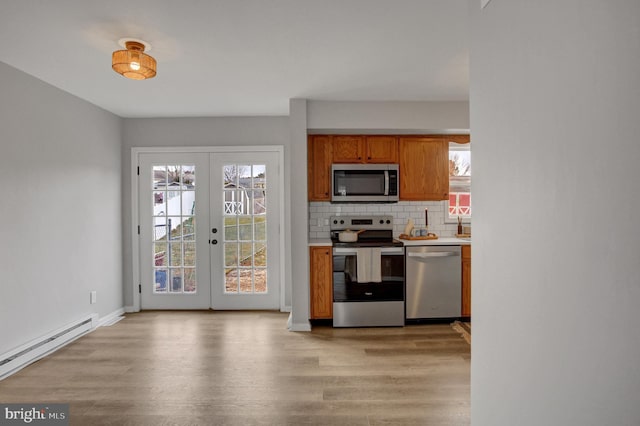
[333,247,404,255]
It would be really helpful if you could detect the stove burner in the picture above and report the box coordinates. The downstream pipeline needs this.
[329,215,403,247]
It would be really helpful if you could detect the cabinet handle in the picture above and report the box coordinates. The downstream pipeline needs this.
[368,156,371,159]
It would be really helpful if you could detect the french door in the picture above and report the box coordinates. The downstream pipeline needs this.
[210,152,281,309]
[138,150,281,310]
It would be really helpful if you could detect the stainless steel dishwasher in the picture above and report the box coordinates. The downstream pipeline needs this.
[405,245,461,319]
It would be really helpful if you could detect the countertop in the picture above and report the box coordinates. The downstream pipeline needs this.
[308,238,333,246]
[308,237,471,247]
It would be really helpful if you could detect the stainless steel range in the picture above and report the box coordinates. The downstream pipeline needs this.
[330,215,405,327]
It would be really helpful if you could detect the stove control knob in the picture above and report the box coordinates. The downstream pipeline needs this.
[379,220,384,224]
[340,220,345,224]
[333,220,338,224]
[386,220,391,224]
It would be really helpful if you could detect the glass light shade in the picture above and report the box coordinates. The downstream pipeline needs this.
[112,41,156,80]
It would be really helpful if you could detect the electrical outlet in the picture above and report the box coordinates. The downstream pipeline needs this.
[324,218,330,226]
[90,291,97,304]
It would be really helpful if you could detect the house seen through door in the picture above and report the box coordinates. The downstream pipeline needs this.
[138,150,281,310]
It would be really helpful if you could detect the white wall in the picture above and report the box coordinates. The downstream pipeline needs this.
[288,99,310,330]
[308,100,469,131]
[121,116,291,310]
[0,61,123,354]
[470,2,640,425]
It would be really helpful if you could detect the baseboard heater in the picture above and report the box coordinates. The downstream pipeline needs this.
[0,314,98,380]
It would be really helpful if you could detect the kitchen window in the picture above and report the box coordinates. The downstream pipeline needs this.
[447,142,471,222]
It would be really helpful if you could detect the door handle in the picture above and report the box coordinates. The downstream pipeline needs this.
[407,252,459,258]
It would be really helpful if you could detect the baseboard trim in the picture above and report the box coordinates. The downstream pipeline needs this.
[98,307,125,327]
[0,314,98,380]
[289,323,312,332]
[124,305,138,313]
[288,314,312,332]
[280,305,292,313]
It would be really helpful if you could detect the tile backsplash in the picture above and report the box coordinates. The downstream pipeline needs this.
[309,201,465,239]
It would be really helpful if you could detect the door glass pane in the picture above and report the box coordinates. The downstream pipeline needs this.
[238,216,252,240]
[238,269,253,293]
[225,243,238,266]
[181,191,195,216]
[255,268,267,293]
[154,242,167,267]
[183,217,195,241]
[169,242,182,266]
[221,163,268,294]
[152,164,197,294]
[153,217,168,242]
[238,165,251,187]
[224,217,238,240]
[254,243,266,267]
[254,218,266,241]
[225,269,239,293]
[170,269,182,292]
[184,268,196,293]
[181,165,195,186]
[155,268,168,292]
[153,192,165,215]
[184,242,196,266]
[254,193,266,215]
[240,243,253,266]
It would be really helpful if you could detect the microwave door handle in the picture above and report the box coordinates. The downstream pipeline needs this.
[384,170,389,196]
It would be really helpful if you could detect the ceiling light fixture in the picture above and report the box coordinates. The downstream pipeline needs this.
[112,39,156,80]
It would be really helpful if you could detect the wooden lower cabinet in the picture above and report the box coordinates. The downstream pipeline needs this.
[309,246,333,319]
[461,245,471,317]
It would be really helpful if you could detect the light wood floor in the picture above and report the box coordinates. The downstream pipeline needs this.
[0,311,470,425]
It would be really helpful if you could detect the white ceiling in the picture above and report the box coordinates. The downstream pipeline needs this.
[0,0,469,118]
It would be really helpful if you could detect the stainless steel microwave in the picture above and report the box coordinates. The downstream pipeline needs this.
[331,164,399,203]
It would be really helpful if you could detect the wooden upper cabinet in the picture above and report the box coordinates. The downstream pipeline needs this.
[332,136,365,163]
[309,133,450,201]
[332,135,398,164]
[308,135,333,201]
[443,134,471,145]
[365,136,398,163]
[399,136,449,201]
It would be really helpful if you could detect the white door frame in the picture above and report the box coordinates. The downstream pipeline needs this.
[131,146,286,312]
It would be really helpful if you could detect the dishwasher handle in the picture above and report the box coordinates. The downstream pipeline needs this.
[333,247,404,255]
[407,251,460,258]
